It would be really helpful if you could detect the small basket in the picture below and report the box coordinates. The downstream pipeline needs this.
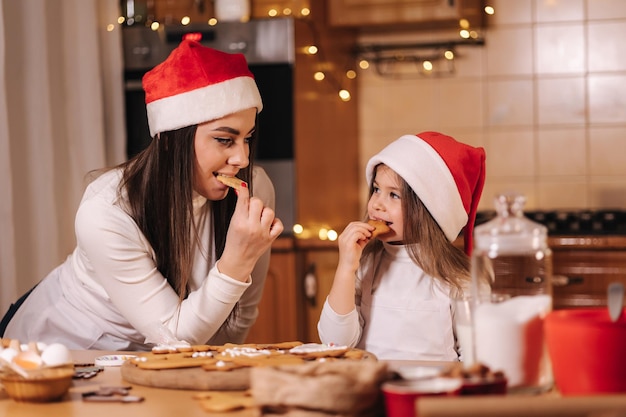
[0,366,74,402]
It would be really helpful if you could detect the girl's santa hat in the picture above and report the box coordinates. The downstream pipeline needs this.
[366,132,486,255]
[142,39,263,137]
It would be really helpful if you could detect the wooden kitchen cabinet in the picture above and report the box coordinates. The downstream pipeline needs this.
[149,0,212,25]
[291,3,361,233]
[295,239,340,343]
[328,0,485,29]
[246,238,340,344]
[246,2,361,343]
[245,238,302,344]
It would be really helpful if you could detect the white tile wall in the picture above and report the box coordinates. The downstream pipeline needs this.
[357,0,626,213]
[536,77,585,125]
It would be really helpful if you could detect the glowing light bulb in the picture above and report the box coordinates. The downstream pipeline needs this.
[306,45,318,55]
[293,224,304,235]
[301,8,311,16]
[459,29,470,39]
[346,70,357,79]
[314,71,325,81]
[359,59,370,70]
[444,50,454,60]
[423,61,433,71]
[181,16,190,25]
[208,18,218,26]
[485,6,495,15]
[339,89,351,101]
[268,9,278,17]
[151,22,160,30]
[328,230,338,241]
[319,228,329,240]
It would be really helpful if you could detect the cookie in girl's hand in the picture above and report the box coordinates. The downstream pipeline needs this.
[367,219,390,238]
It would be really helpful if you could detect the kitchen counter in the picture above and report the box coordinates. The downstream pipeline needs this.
[2,351,625,417]
[0,350,445,417]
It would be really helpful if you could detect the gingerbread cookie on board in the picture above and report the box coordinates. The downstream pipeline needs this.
[120,342,377,391]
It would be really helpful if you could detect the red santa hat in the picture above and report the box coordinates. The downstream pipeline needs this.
[142,39,263,137]
[365,132,486,255]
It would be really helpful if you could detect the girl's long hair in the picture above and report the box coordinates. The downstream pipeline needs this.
[362,164,470,291]
[117,125,255,303]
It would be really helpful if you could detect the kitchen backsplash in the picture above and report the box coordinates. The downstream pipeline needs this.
[357,0,626,213]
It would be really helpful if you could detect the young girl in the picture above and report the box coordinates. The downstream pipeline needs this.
[318,132,485,361]
[0,40,283,350]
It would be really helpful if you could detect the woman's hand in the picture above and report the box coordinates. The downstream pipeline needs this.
[218,184,283,281]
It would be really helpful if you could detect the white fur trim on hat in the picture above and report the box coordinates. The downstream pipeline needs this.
[146,76,262,137]
[365,134,468,242]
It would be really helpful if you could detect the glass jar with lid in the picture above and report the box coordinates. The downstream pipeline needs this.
[470,192,553,394]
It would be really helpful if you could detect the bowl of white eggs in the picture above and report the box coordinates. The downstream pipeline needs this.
[0,340,74,402]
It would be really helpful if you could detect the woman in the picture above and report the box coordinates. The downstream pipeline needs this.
[0,40,283,350]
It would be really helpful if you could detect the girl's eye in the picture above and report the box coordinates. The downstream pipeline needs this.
[390,192,400,199]
[372,186,381,194]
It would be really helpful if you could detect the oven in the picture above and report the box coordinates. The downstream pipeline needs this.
[122,18,296,233]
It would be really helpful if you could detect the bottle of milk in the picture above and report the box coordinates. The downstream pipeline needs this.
[470,192,553,394]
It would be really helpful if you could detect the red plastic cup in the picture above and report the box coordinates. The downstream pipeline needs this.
[545,308,626,395]
[381,377,462,417]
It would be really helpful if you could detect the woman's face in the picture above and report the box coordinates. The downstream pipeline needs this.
[193,107,257,200]
[367,164,404,243]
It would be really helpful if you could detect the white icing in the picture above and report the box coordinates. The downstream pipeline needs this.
[289,343,347,354]
[221,347,272,357]
[192,351,213,358]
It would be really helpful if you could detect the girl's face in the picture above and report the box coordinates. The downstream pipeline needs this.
[367,164,404,243]
[193,107,257,200]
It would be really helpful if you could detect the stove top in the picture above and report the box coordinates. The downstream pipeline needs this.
[475,209,626,236]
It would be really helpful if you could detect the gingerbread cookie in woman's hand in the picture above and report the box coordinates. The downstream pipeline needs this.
[216,174,248,191]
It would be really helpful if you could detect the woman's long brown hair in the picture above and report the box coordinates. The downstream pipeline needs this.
[362,164,470,291]
[117,125,255,303]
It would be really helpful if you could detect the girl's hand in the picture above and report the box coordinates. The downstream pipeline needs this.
[218,184,283,281]
[336,221,375,274]
[327,220,375,315]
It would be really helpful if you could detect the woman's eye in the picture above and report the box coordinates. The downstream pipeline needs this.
[372,186,381,194]
[391,192,400,199]
[214,137,234,146]
[244,135,254,145]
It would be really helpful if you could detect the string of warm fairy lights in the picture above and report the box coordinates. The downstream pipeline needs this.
[354,7,492,79]
[108,2,495,241]
[110,2,495,97]
[111,2,354,105]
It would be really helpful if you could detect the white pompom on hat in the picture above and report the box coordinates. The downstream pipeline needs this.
[142,39,263,137]
[365,132,486,255]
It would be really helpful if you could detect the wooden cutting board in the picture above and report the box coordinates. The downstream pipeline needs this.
[120,348,376,391]
[121,360,252,391]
